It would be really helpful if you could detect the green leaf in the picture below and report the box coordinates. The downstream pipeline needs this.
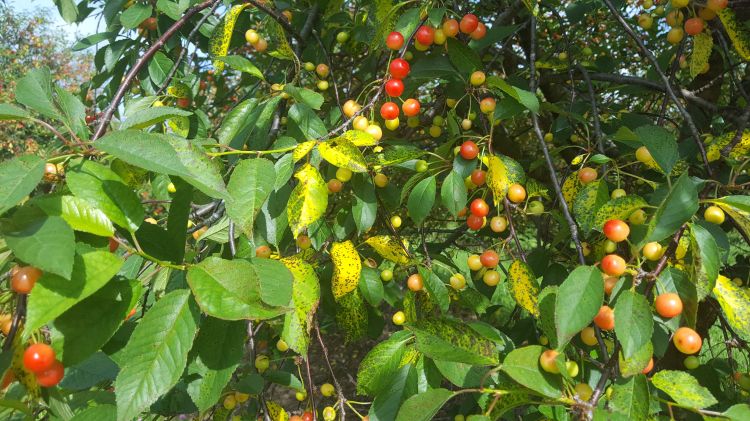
[359,267,384,307]
[53,0,78,23]
[440,171,467,217]
[395,389,453,421]
[120,3,152,29]
[634,125,678,175]
[713,275,750,342]
[610,375,649,421]
[352,175,377,235]
[34,195,115,237]
[367,145,426,167]
[643,173,698,245]
[501,345,563,398]
[226,158,275,237]
[288,103,327,140]
[409,55,459,79]
[572,179,609,234]
[0,103,30,120]
[51,278,141,366]
[120,106,192,130]
[419,267,450,313]
[688,223,720,300]
[67,160,144,232]
[55,87,88,140]
[1,206,75,278]
[508,260,540,317]
[69,405,116,421]
[214,55,265,80]
[318,138,368,172]
[651,370,717,409]
[217,99,258,145]
[446,38,483,76]
[283,85,323,110]
[594,195,648,231]
[14,67,60,120]
[554,266,603,349]
[148,52,173,86]
[0,154,45,215]
[614,290,653,359]
[356,330,412,395]
[96,130,228,199]
[288,163,328,238]
[407,176,436,225]
[187,257,292,320]
[486,76,539,114]
[115,290,200,421]
[25,246,123,335]
[618,341,653,377]
[412,317,499,365]
[187,318,246,411]
[724,404,750,421]
[281,254,321,356]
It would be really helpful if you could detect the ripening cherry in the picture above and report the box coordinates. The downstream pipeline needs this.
[35,360,64,387]
[470,169,486,186]
[601,254,626,276]
[507,184,527,203]
[539,349,560,373]
[386,31,404,50]
[575,383,593,400]
[604,276,618,295]
[578,167,598,184]
[402,98,420,117]
[684,17,704,35]
[389,58,410,79]
[470,198,490,217]
[603,219,630,243]
[655,293,683,318]
[460,141,479,160]
[470,22,487,40]
[353,115,369,131]
[11,266,42,294]
[407,274,424,291]
[470,71,486,86]
[256,245,272,258]
[460,14,479,34]
[580,327,598,346]
[483,270,500,286]
[385,79,404,97]
[593,305,615,331]
[392,311,406,325]
[23,343,56,374]
[385,118,399,130]
[467,214,484,230]
[490,216,508,233]
[704,206,725,224]
[380,102,399,120]
[433,29,447,45]
[467,254,483,271]
[707,0,728,10]
[328,179,343,193]
[673,327,702,354]
[296,235,312,250]
[642,357,654,374]
[415,25,435,46]
[642,242,663,261]
[442,19,459,37]
[480,250,499,268]
[342,100,361,117]
[316,63,330,79]
[479,97,496,114]
[449,273,466,290]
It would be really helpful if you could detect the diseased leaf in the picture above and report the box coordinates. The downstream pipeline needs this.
[487,155,526,206]
[336,289,367,342]
[713,275,750,342]
[331,241,362,299]
[287,164,328,238]
[688,223,719,300]
[357,330,412,395]
[281,254,321,355]
[209,4,251,71]
[508,260,539,317]
[412,317,499,365]
[594,195,648,230]
[711,196,750,242]
[572,179,609,234]
[618,341,653,378]
[610,375,649,420]
[651,370,717,409]
[364,236,410,265]
[690,32,713,79]
[318,138,368,172]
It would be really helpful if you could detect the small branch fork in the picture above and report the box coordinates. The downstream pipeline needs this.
[91,0,220,141]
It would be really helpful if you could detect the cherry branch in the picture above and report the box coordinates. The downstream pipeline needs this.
[91,0,220,141]
[503,198,527,263]
[575,65,605,161]
[246,0,305,47]
[600,0,713,177]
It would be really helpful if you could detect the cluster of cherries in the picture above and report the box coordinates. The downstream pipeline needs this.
[636,0,729,49]
[22,343,65,387]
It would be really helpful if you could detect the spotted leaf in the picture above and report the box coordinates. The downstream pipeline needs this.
[593,195,648,231]
[411,317,499,365]
[287,164,328,238]
[486,155,525,206]
[293,140,317,162]
[334,130,378,147]
[331,240,362,299]
[706,130,750,162]
[713,275,750,342]
[335,289,367,342]
[364,235,410,265]
[561,171,583,205]
[280,254,321,356]
[318,138,368,172]
[690,32,713,79]
[718,8,750,60]
[508,260,539,317]
[711,196,750,241]
[209,4,250,72]
[572,179,609,234]
[652,370,717,409]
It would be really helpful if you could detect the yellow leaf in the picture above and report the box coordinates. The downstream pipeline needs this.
[705,130,750,162]
[561,171,583,206]
[209,4,250,72]
[508,260,540,317]
[266,18,295,60]
[167,115,190,138]
[336,130,378,147]
[336,289,368,342]
[167,81,190,98]
[266,401,289,421]
[713,275,750,341]
[718,8,750,60]
[364,235,410,265]
[287,164,328,238]
[690,32,713,79]
[293,140,317,162]
[487,155,526,206]
[280,254,320,356]
[331,240,362,299]
[318,138,368,172]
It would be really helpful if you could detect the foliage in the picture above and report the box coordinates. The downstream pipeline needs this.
[0,0,749,420]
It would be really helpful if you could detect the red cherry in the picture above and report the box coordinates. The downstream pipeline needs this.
[460,14,479,34]
[380,102,400,120]
[603,219,630,243]
[460,141,479,160]
[684,18,704,35]
[467,214,484,230]
[385,79,404,97]
[470,22,487,40]
[470,169,486,186]
[601,254,627,276]
[402,98,420,117]
[109,237,118,253]
[389,58,410,79]
[470,198,490,217]
[386,31,404,50]
[23,343,56,374]
[480,250,499,268]
[415,25,435,46]
[35,360,64,387]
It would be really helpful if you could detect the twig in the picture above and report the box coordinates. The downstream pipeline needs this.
[314,322,346,420]
[91,0,219,141]
[722,104,750,157]
[528,15,586,266]
[503,198,527,263]
[2,295,26,352]
[575,65,605,162]
[304,357,317,421]
[590,342,620,405]
[600,0,713,177]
